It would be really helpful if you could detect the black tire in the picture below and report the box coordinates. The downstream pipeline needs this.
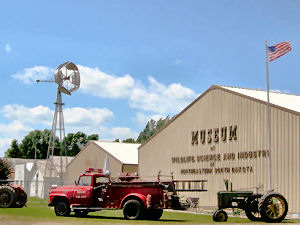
[258,191,288,223]
[213,210,228,222]
[54,200,70,217]
[0,186,16,208]
[74,210,89,217]
[145,209,163,220]
[123,199,143,220]
[245,194,262,221]
[15,192,27,208]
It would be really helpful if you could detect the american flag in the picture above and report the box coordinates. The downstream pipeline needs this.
[267,41,291,62]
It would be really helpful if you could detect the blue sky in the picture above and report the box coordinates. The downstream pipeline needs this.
[1,0,299,156]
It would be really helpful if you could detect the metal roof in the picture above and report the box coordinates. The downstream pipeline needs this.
[94,141,140,165]
[222,86,300,113]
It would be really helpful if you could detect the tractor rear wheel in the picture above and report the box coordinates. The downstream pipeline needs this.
[123,199,143,220]
[245,194,262,221]
[0,186,16,208]
[259,192,288,223]
[15,192,27,208]
[213,210,228,222]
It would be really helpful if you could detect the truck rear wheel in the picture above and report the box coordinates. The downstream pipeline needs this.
[259,192,288,223]
[146,209,163,220]
[54,200,70,217]
[123,199,143,220]
[74,210,89,217]
[0,186,16,208]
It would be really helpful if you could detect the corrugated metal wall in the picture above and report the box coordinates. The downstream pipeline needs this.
[139,87,300,213]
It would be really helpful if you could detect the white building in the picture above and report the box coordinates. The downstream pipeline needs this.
[139,85,300,215]
[66,141,140,183]
[8,156,73,198]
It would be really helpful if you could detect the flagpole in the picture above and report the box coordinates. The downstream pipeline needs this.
[265,40,273,191]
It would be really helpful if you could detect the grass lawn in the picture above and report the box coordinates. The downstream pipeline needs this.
[0,197,299,224]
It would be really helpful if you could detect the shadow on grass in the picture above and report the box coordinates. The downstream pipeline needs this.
[69,214,187,223]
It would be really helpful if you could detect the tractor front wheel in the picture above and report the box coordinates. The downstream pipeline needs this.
[213,210,228,222]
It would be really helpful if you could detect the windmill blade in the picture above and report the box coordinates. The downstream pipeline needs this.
[65,62,78,70]
[71,71,80,87]
[54,70,64,85]
[57,62,70,70]
[69,86,79,94]
[58,86,71,95]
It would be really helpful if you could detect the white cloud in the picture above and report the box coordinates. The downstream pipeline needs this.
[129,77,196,114]
[12,66,55,84]
[2,104,53,126]
[78,65,197,114]
[0,120,30,138]
[5,44,11,53]
[11,64,198,120]
[0,138,13,157]
[0,104,117,156]
[111,127,139,140]
[78,65,135,99]
[64,107,114,127]
[0,104,114,133]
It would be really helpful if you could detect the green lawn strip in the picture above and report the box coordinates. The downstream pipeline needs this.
[0,197,299,224]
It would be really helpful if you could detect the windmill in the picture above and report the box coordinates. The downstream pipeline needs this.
[36,62,80,182]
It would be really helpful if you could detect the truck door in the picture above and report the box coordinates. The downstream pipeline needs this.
[94,176,111,207]
[73,175,93,206]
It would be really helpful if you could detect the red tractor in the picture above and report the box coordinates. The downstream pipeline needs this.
[0,181,27,208]
[48,168,206,220]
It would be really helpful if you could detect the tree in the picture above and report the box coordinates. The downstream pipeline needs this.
[0,158,13,180]
[136,116,171,143]
[6,139,22,158]
[63,132,99,156]
[6,130,99,159]
[122,138,135,143]
[6,129,54,159]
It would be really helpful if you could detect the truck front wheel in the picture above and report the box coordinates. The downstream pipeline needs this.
[54,200,70,217]
[123,199,143,220]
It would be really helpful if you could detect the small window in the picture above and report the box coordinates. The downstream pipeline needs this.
[96,176,109,185]
[78,176,91,186]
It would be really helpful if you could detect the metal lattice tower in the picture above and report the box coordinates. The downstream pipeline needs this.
[36,62,80,182]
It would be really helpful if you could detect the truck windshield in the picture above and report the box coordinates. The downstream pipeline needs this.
[78,176,91,186]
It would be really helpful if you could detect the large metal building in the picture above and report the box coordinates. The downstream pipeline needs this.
[139,85,300,215]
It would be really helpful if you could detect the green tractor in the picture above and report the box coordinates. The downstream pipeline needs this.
[213,181,288,223]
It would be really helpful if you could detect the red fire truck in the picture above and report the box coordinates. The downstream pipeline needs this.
[48,168,206,220]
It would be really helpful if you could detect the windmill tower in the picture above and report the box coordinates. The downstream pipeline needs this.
[37,62,80,182]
